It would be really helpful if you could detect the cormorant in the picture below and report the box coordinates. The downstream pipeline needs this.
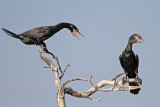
[2,22,83,56]
[119,34,144,95]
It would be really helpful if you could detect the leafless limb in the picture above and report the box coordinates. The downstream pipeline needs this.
[38,49,142,106]
[42,48,70,78]
[64,75,141,101]
[54,56,63,73]
[60,64,70,79]
[41,49,63,73]
[43,66,50,68]
[88,75,96,88]
[38,49,65,107]
[111,72,125,81]
[63,78,88,88]
[88,97,101,102]
[38,49,57,71]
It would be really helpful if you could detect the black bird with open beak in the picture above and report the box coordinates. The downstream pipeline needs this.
[69,24,84,40]
[2,22,84,56]
[119,34,144,95]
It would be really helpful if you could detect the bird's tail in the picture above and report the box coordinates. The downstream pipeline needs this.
[129,82,140,95]
[2,28,20,39]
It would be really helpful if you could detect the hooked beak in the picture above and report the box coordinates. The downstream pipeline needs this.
[72,29,84,40]
[77,31,84,37]
[136,37,144,43]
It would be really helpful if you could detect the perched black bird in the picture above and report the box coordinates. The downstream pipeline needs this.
[2,22,83,56]
[119,34,144,95]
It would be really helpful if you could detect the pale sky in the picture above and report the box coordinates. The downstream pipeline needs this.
[0,0,159,107]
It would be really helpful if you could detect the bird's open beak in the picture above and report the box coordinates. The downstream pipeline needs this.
[77,31,84,37]
[72,29,84,40]
[136,37,144,43]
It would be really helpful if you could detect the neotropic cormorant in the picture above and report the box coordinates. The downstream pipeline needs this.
[119,34,144,95]
[2,22,83,56]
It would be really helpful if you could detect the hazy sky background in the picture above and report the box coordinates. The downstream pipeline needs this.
[0,0,160,107]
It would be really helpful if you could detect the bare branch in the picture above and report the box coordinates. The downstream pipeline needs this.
[64,74,142,100]
[38,49,65,107]
[63,77,89,88]
[38,49,142,106]
[88,75,96,88]
[64,64,70,73]
[88,97,101,102]
[60,64,70,79]
[63,75,96,88]
[43,66,50,68]
[54,56,63,73]
[112,79,117,90]
[111,72,125,81]
[41,50,63,74]
[38,49,57,71]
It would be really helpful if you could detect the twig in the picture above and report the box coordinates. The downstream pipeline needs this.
[54,56,63,73]
[111,72,125,81]
[63,78,89,88]
[88,97,101,102]
[43,66,50,68]
[38,48,57,71]
[41,48,63,74]
[111,79,117,91]
[88,75,96,88]
[60,64,70,79]
[63,75,96,88]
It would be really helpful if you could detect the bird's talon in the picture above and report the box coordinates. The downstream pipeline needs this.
[122,77,128,84]
[136,78,142,85]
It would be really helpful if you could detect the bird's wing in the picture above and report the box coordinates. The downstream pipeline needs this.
[135,54,139,68]
[20,26,53,38]
[119,55,124,69]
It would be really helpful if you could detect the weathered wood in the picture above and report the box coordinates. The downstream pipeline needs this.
[63,77,141,100]
[38,49,142,107]
[39,49,65,107]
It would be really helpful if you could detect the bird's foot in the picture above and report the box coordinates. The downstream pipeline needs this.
[135,78,142,85]
[43,49,55,58]
[46,51,55,58]
[122,77,128,84]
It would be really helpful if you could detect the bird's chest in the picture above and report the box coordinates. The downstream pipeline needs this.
[122,53,136,68]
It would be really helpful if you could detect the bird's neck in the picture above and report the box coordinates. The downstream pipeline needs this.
[53,23,71,32]
[125,41,133,52]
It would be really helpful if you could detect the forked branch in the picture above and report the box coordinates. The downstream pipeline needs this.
[64,75,141,101]
[60,64,70,79]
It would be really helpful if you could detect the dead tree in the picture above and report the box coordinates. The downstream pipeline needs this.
[38,49,141,107]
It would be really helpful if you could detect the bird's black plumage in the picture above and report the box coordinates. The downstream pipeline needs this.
[119,34,144,95]
[2,22,83,55]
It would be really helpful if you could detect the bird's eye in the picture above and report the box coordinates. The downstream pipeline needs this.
[70,25,73,28]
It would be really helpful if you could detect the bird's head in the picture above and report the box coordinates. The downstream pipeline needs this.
[68,24,84,40]
[129,34,144,44]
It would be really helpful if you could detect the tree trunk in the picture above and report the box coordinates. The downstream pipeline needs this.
[53,70,65,107]
[57,89,65,107]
